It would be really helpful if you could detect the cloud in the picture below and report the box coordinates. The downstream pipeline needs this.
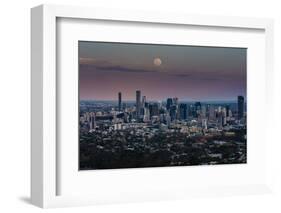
[170,72,233,81]
[79,57,245,82]
[97,65,157,73]
[79,57,159,73]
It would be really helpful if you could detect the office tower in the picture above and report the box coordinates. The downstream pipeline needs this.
[140,96,146,116]
[122,103,127,111]
[195,102,201,117]
[226,105,230,117]
[218,112,223,128]
[201,105,207,118]
[208,105,215,120]
[143,107,150,122]
[118,92,122,111]
[172,97,179,106]
[142,96,146,107]
[229,110,232,118]
[189,104,196,117]
[149,103,159,117]
[206,104,210,118]
[202,118,208,129]
[165,114,171,127]
[136,90,141,118]
[170,105,177,121]
[222,107,227,126]
[166,98,173,110]
[179,103,188,120]
[238,96,244,119]
[89,113,96,131]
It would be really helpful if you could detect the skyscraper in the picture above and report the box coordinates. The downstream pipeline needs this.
[149,103,159,117]
[118,92,122,111]
[208,105,215,120]
[226,105,230,117]
[170,105,177,121]
[136,90,141,118]
[201,105,207,118]
[238,96,244,119]
[89,113,96,131]
[172,97,179,106]
[143,107,150,122]
[195,102,201,117]
[142,96,146,107]
[166,98,173,110]
[179,103,188,120]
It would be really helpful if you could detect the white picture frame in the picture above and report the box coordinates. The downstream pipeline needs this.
[31,4,274,208]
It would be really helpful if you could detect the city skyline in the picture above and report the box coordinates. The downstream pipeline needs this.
[81,91,246,102]
[80,91,247,170]
[79,41,247,101]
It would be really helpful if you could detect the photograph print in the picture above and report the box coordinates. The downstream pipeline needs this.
[79,41,247,170]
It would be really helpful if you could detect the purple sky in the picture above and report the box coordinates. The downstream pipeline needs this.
[79,41,246,101]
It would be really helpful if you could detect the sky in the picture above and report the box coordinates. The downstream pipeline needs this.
[79,41,246,102]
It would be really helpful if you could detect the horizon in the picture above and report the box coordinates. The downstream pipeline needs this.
[80,97,246,103]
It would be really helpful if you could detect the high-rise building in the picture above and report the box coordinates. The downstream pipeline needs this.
[189,104,196,117]
[166,98,173,110]
[149,103,159,117]
[226,105,230,117]
[201,105,207,118]
[238,96,244,119]
[202,118,208,129]
[89,113,96,131]
[222,107,227,126]
[143,107,150,122]
[136,90,141,118]
[118,92,122,111]
[170,105,177,121]
[179,103,188,120]
[142,96,146,107]
[165,114,171,127]
[140,96,146,116]
[172,97,179,106]
[208,105,215,120]
[195,102,201,117]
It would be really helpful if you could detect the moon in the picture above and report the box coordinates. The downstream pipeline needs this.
[153,58,162,66]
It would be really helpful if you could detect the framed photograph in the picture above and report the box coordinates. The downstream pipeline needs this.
[31,4,274,208]
[78,41,247,170]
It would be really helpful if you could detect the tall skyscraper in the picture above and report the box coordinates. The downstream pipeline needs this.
[118,92,122,111]
[89,113,96,131]
[208,105,215,120]
[143,107,150,122]
[179,103,188,120]
[201,105,207,118]
[238,96,244,119]
[195,102,201,117]
[226,105,230,117]
[142,96,146,107]
[170,105,177,121]
[166,98,173,110]
[222,107,227,126]
[189,104,196,117]
[136,90,141,118]
[149,103,159,117]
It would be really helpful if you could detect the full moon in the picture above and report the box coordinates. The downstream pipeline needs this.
[153,58,162,66]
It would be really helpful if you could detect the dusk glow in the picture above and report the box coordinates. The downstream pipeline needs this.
[79,41,246,101]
